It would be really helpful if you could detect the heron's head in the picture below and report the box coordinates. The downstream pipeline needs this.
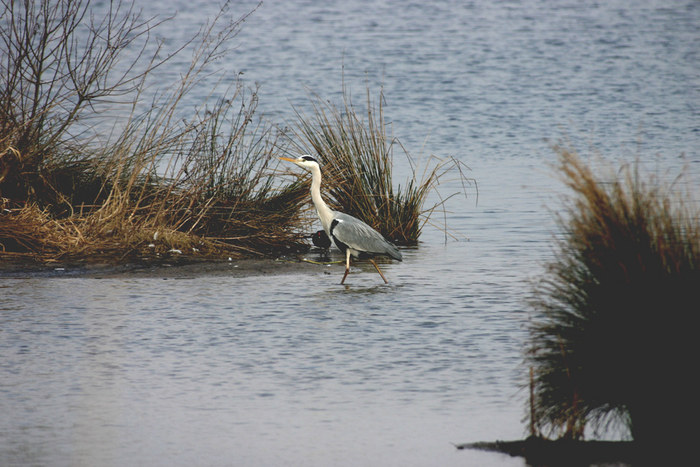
[279,155,320,171]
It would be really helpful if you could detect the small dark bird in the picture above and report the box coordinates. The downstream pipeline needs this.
[312,229,332,249]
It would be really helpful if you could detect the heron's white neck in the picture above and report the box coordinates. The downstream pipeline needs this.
[309,164,335,234]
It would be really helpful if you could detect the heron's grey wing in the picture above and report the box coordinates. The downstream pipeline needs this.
[331,212,402,261]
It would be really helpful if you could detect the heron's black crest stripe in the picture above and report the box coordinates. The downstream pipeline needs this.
[301,155,317,162]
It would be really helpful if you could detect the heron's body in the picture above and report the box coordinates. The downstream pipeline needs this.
[280,155,402,284]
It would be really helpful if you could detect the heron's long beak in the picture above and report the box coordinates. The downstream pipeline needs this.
[279,156,297,162]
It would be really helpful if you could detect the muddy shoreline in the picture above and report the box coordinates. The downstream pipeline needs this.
[0,255,328,279]
[457,437,640,465]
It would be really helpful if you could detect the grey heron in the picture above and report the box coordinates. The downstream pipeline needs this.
[280,155,402,284]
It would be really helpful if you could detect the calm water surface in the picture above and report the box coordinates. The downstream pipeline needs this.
[1,1,698,466]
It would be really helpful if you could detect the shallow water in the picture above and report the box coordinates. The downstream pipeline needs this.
[1,250,531,467]
[1,1,698,466]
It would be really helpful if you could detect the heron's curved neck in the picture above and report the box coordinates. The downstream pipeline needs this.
[309,164,334,233]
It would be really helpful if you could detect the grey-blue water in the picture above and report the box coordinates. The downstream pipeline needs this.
[1,1,698,466]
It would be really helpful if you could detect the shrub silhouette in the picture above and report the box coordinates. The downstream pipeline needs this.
[528,147,699,448]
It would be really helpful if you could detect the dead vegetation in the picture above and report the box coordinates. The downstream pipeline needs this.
[527,146,700,448]
[1,1,471,268]
[287,86,475,245]
[1,0,309,265]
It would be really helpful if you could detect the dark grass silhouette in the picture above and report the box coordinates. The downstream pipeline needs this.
[462,148,698,464]
[526,147,699,454]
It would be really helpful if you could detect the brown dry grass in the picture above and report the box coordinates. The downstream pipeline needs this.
[288,86,475,245]
[2,1,471,267]
[1,0,310,265]
[527,146,700,445]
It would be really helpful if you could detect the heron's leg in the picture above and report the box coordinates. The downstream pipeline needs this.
[370,259,389,284]
[340,249,351,284]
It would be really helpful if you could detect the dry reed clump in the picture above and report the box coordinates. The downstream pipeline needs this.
[0,204,65,257]
[2,0,470,266]
[527,147,700,448]
[0,197,213,263]
[289,86,474,245]
[1,0,309,265]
